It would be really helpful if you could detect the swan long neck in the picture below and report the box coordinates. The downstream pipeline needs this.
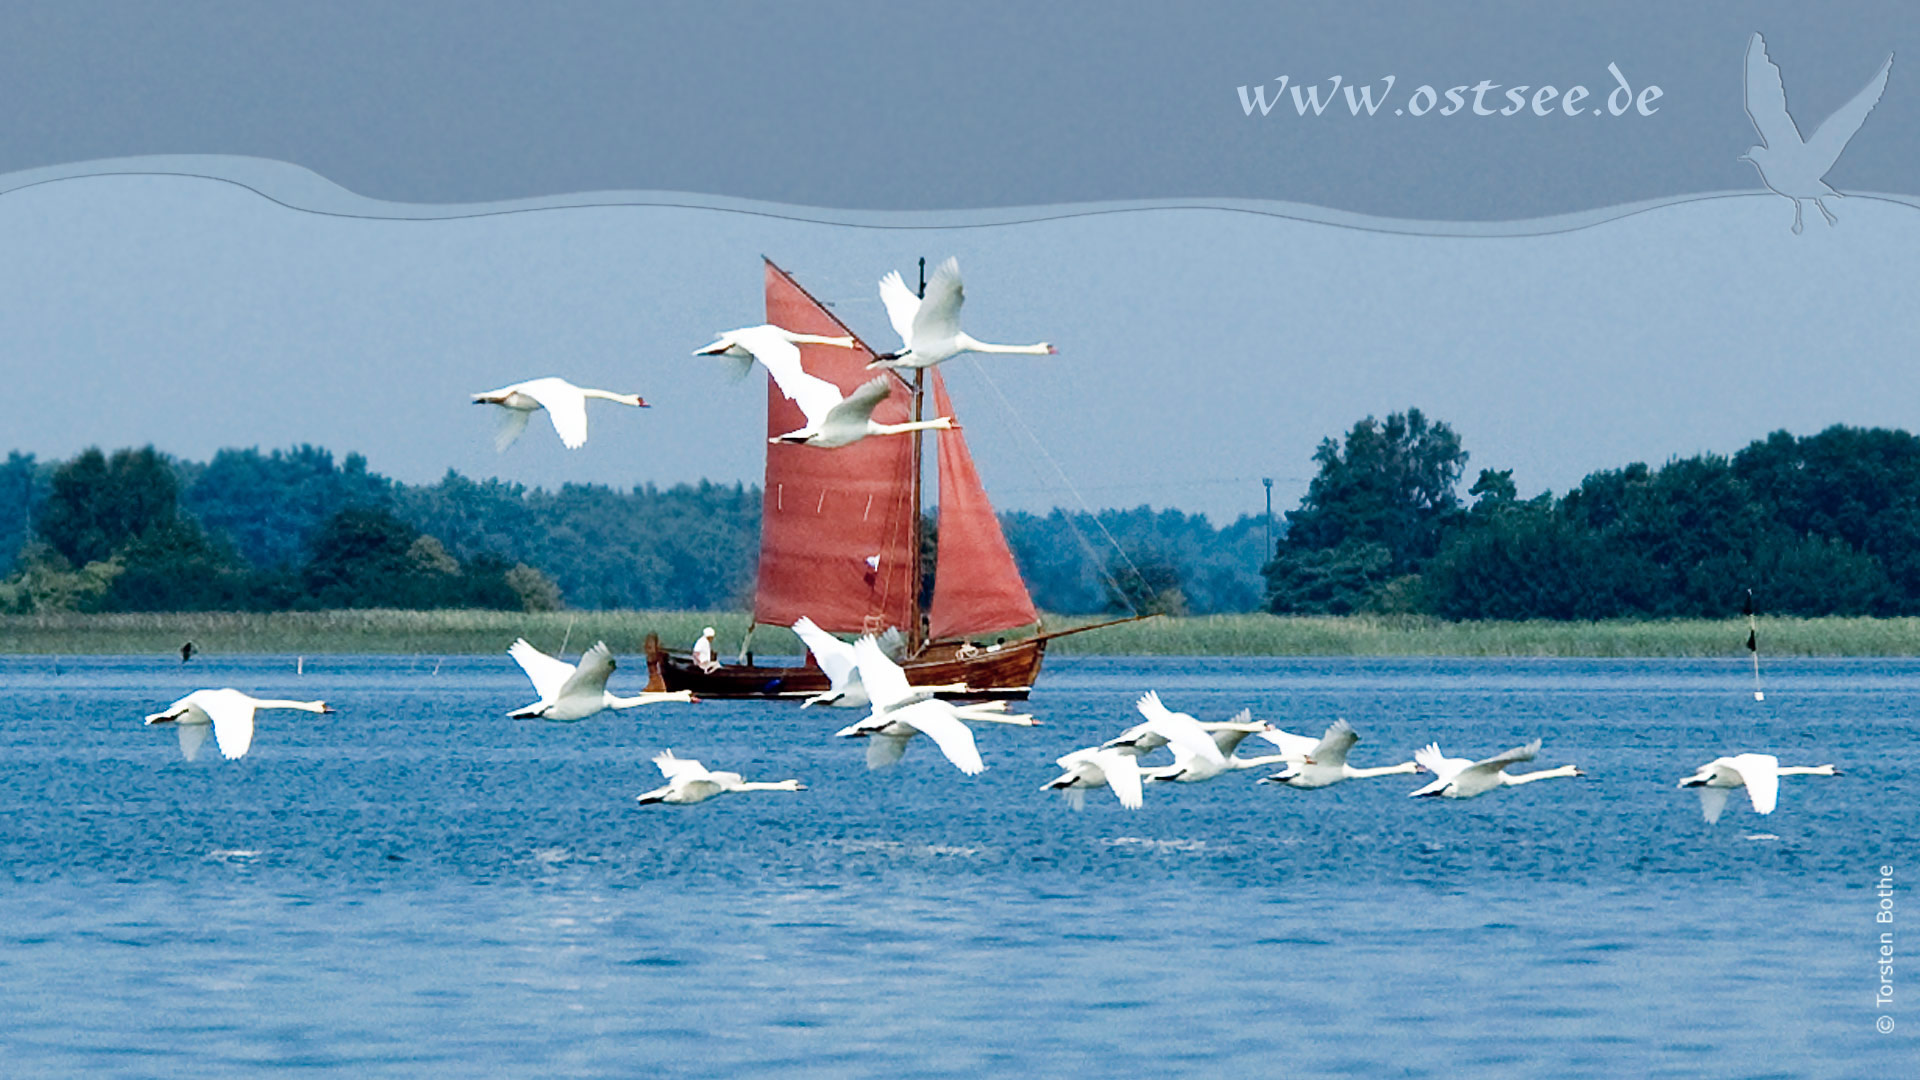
[871,417,954,436]
[1229,753,1295,770]
[1775,764,1837,776]
[731,780,804,792]
[582,388,648,406]
[1346,762,1420,778]
[955,332,1054,355]
[1502,765,1581,785]
[786,333,856,348]
[605,691,692,708]
[250,699,330,713]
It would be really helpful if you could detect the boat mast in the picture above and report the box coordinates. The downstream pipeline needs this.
[908,257,927,655]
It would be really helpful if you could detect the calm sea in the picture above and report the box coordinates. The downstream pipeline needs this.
[1,653,1911,1077]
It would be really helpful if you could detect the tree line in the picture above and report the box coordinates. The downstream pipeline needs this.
[9,416,1917,620]
[1265,410,1920,619]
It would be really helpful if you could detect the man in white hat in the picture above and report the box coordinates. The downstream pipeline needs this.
[692,626,721,672]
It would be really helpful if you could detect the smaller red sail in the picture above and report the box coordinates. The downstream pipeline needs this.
[928,370,1039,639]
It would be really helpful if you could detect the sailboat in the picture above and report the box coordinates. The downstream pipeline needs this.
[643,258,1130,700]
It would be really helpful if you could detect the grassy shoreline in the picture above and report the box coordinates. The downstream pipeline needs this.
[2,610,1918,658]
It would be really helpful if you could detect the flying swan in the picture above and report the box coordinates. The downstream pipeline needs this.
[636,749,805,805]
[833,636,1036,773]
[1258,719,1422,789]
[472,377,649,450]
[1408,739,1584,799]
[698,324,952,448]
[1677,752,1839,822]
[507,638,693,721]
[871,257,1056,370]
[144,688,333,761]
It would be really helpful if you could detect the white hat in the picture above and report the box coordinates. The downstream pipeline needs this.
[702,627,716,637]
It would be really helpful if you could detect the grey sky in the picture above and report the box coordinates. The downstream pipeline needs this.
[0,1,1911,215]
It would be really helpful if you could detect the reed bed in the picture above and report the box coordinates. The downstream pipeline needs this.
[3,610,1919,657]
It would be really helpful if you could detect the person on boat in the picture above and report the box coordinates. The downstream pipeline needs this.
[693,627,721,672]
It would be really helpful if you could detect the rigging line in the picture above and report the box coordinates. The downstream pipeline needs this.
[961,356,1150,614]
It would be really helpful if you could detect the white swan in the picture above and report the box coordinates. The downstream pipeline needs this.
[507,638,693,721]
[144,689,332,761]
[1408,739,1585,799]
[833,636,1037,773]
[792,616,872,708]
[1677,753,1840,822]
[1258,719,1423,789]
[871,257,1056,370]
[694,323,856,379]
[1043,746,1146,810]
[635,749,805,805]
[699,323,952,448]
[1123,692,1294,784]
[471,377,649,450]
[1102,703,1272,756]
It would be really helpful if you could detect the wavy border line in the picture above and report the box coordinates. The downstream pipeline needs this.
[3,154,1918,238]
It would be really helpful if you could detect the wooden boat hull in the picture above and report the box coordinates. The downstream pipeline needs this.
[643,633,1045,701]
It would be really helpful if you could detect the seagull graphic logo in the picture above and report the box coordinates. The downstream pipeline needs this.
[1741,32,1894,234]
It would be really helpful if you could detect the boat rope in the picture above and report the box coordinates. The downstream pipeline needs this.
[961,355,1150,614]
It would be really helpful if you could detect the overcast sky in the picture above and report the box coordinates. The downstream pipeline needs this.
[1,3,1916,523]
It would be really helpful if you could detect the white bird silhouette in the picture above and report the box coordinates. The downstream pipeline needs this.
[144,689,333,761]
[472,377,649,450]
[698,324,952,448]
[833,637,1036,773]
[1741,31,1894,234]
[1258,719,1423,789]
[1120,692,1295,785]
[1677,752,1839,822]
[1408,739,1585,799]
[871,258,1056,370]
[507,638,693,721]
[1044,746,1146,810]
[635,749,805,805]
[693,323,856,379]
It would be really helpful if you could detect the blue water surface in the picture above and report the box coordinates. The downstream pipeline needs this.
[1,653,1912,1078]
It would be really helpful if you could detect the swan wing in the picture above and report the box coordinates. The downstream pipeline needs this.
[824,376,896,426]
[492,406,532,451]
[176,720,210,761]
[516,378,590,449]
[912,257,964,345]
[853,634,915,709]
[1805,51,1892,169]
[1095,749,1144,809]
[877,271,921,348]
[866,733,912,770]
[792,617,858,689]
[1697,786,1731,824]
[752,332,843,424]
[1309,719,1358,769]
[1414,742,1471,781]
[1730,754,1780,814]
[894,701,985,775]
[1477,739,1542,774]
[1134,691,1225,766]
[1744,33,1804,150]
[508,638,574,701]
[202,692,258,760]
[653,750,713,781]
[557,641,617,700]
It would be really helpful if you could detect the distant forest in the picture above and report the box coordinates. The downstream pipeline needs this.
[6,414,1919,620]
[0,445,1266,616]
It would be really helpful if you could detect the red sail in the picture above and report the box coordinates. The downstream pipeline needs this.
[929,370,1039,638]
[752,260,920,635]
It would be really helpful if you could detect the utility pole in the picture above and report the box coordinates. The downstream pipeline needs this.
[1262,477,1274,562]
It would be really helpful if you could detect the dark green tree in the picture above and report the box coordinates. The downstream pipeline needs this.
[36,446,181,567]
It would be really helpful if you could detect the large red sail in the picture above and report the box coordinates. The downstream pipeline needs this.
[752,261,920,635]
[928,371,1039,638]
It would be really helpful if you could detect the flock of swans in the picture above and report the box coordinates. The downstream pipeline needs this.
[151,255,1844,823]
[141,624,1843,823]
[472,256,1052,453]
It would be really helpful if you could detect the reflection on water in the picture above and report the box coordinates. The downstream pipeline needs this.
[0,654,1911,1076]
